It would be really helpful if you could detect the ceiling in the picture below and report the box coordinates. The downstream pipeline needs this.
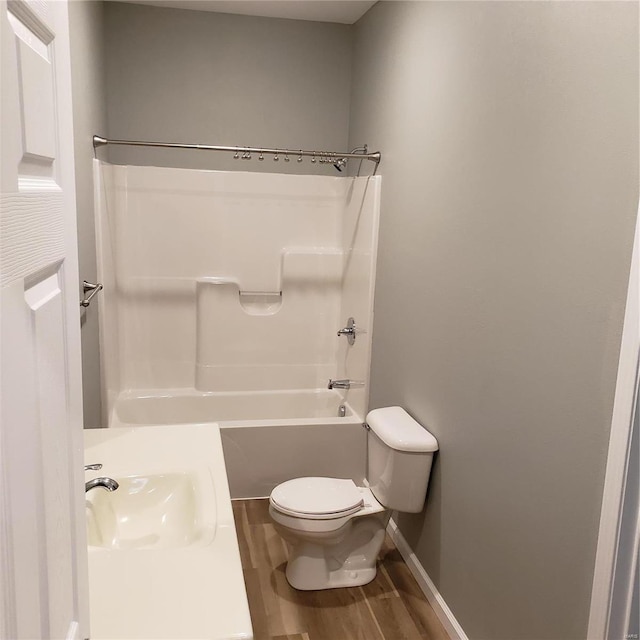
[111,1,377,24]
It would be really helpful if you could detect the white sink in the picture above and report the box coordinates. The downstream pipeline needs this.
[84,424,252,640]
[86,472,215,550]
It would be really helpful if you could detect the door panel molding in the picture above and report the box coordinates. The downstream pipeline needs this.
[588,204,640,639]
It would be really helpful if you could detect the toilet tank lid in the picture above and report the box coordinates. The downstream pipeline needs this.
[366,406,438,452]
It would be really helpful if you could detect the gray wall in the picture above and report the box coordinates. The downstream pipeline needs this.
[103,2,353,173]
[349,2,638,639]
[69,0,108,429]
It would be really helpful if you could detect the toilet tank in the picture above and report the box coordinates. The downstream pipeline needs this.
[366,407,438,513]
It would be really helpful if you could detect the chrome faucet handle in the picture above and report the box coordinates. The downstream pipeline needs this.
[337,317,357,345]
[84,463,102,471]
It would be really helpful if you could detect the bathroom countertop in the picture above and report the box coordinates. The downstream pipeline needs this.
[85,424,253,640]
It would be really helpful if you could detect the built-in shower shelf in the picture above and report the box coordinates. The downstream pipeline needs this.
[239,291,282,315]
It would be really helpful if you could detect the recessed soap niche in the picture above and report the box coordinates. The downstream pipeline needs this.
[238,292,282,315]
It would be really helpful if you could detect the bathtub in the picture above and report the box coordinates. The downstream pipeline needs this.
[110,388,367,499]
[113,387,356,425]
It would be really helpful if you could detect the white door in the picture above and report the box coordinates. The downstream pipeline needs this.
[0,1,88,639]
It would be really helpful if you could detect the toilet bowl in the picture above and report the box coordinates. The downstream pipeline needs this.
[269,477,389,590]
[269,407,438,591]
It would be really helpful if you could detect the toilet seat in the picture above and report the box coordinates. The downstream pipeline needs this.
[270,477,364,520]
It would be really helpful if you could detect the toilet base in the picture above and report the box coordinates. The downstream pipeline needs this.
[275,509,390,591]
[286,557,378,590]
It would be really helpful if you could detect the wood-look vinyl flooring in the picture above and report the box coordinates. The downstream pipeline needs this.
[232,499,450,640]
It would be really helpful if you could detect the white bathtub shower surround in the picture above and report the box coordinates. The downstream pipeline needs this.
[93,161,121,420]
[94,161,380,427]
[84,424,252,639]
[336,176,380,416]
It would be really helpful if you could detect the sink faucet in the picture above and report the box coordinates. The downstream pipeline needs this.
[328,379,364,390]
[85,463,119,493]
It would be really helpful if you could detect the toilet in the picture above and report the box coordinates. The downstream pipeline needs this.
[269,406,438,591]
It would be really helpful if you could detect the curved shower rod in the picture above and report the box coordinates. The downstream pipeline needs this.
[93,135,381,173]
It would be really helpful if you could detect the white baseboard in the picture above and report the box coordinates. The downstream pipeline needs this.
[387,518,468,640]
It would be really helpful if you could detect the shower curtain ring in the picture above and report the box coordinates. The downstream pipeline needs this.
[284,153,290,162]
[234,148,239,159]
[259,150,264,161]
[274,151,279,161]
[298,151,303,163]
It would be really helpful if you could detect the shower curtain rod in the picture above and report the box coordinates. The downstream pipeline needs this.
[93,135,381,171]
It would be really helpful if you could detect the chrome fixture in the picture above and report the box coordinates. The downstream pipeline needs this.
[81,280,103,308]
[85,477,119,494]
[333,158,347,172]
[93,135,381,174]
[337,317,357,345]
[333,146,369,173]
[328,379,364,390]
[85,463,119,493]
[338,404,347,418]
